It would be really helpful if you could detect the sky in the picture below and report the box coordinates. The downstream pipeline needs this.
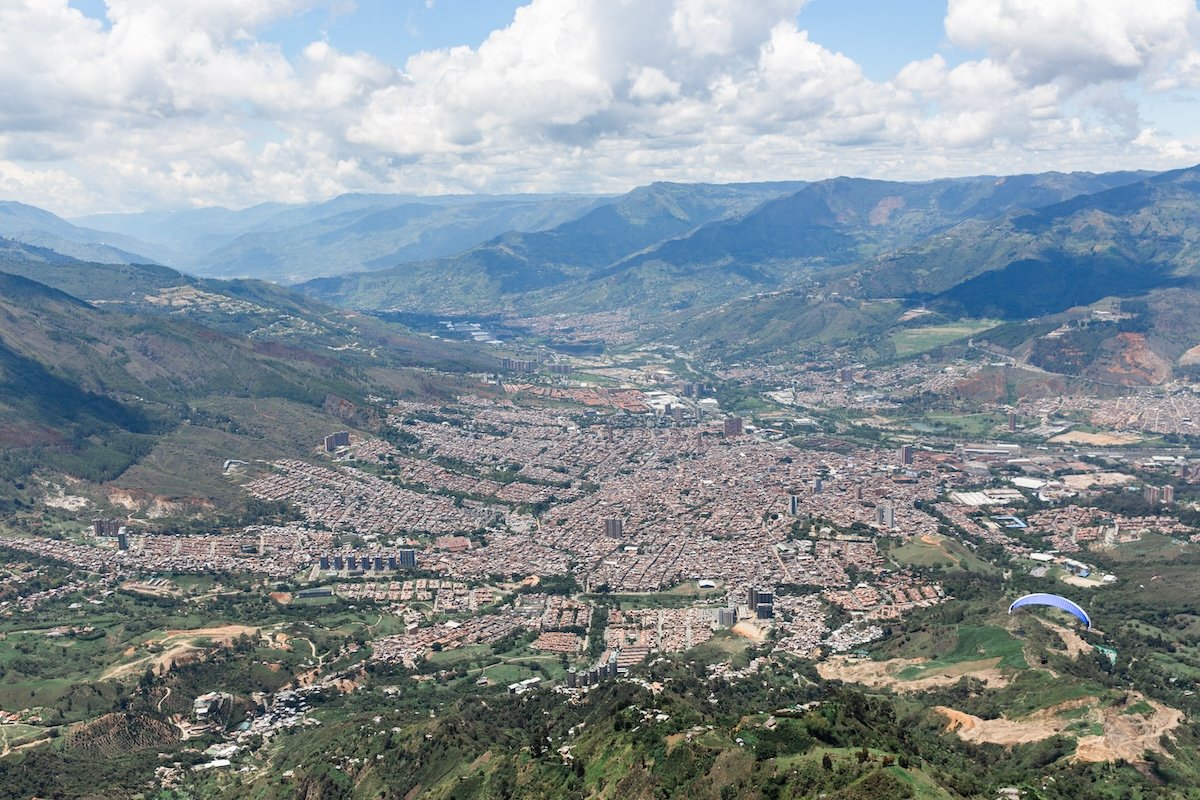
[5,0,1200,215]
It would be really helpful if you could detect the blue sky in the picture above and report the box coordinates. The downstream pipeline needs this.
[265,1,526,65]
[17,1,1200,213]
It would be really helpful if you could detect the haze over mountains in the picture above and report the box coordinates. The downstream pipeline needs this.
[6,164,1200,385]
[0,237,490,504]
[72,193,606,283]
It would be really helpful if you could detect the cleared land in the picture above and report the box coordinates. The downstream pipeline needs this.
[935,693,1182,764]
[820,625,1026,691]
[818,655,1010,692]
[887,533,994,573]
[732,621,767,642]
[1061,472,1135,489]
[890,321,999,358]
[101,624,261,680]
[1050,431,1143,446]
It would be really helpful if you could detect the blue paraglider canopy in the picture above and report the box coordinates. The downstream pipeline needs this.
[1008,593,1090,629]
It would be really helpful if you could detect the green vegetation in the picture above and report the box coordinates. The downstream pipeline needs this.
[889,320,999,358]
[894,626,1028,679]
[883,535,996,573]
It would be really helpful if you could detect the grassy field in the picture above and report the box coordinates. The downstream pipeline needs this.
[586,592,720,610]
[0,723,46,750]
[890,320,999,358]
[688,630,754,668]
[886,534,996,573]
[971,669,1106,718]
[895,625,1028,679]
[915,411,1008,437]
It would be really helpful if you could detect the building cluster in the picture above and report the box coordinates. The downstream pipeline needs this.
[772,594,829,656]
[603,606,718,660]
[499,357,540,374]
[1026,506,1190,551]
[245,460,498,537]
[369,610,526,669]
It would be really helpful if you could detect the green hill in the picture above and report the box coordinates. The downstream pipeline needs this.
[0,254,492,503]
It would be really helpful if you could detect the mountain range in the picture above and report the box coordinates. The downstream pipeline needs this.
[294,170,1155,315]
[0,239,491,509]
[7,164,1200,388]
[71,193,605,283]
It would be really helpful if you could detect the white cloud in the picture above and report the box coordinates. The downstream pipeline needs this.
[945,0,1200,90]
[0,0,1199,215]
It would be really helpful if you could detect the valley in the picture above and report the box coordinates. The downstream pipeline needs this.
[5,167,1200,799]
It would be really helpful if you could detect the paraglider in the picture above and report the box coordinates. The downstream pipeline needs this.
[1008,593,1091,630]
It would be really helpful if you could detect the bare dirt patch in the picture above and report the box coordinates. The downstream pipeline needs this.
[41,484,89,511]
[935,693,1182,764]
[102,625,259,680]
[868,196,905,225]
[162,624,257,643]
[731,622,766,642]
[1035,618,1092,658]
[121,580,182,598]
[817,655,1010,692]
[1050,431,1142,446]
[935,704,1066,746]
[1076,699,1183,763]
[1061,472,1135,490]
[1097,333,1172,386]
[1179,343,1200,367]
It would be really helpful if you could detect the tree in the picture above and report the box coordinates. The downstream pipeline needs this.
[822,753,833,770]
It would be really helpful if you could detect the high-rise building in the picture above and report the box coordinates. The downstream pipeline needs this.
[319,556,331,570]
[324,430,350,452]
[811,477,823,495]
[755,603,774,620]
[604,518,624,539]
[789,494,801,516]
[1143,485,1162,504]
[1008,411,1018,433]
[723,416,744,437]
[501,357,539,373]
[898,445,913,466]
[397,549,417,569]
[333,556,344,570]
[1161,485,1175,504]
[374,556,384,571]
[876,503,895,529]
[116,532,129,551]
[747,587,774,613]
[717,607,737,628]
[840,367,854,384]
[91,518,122,536]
